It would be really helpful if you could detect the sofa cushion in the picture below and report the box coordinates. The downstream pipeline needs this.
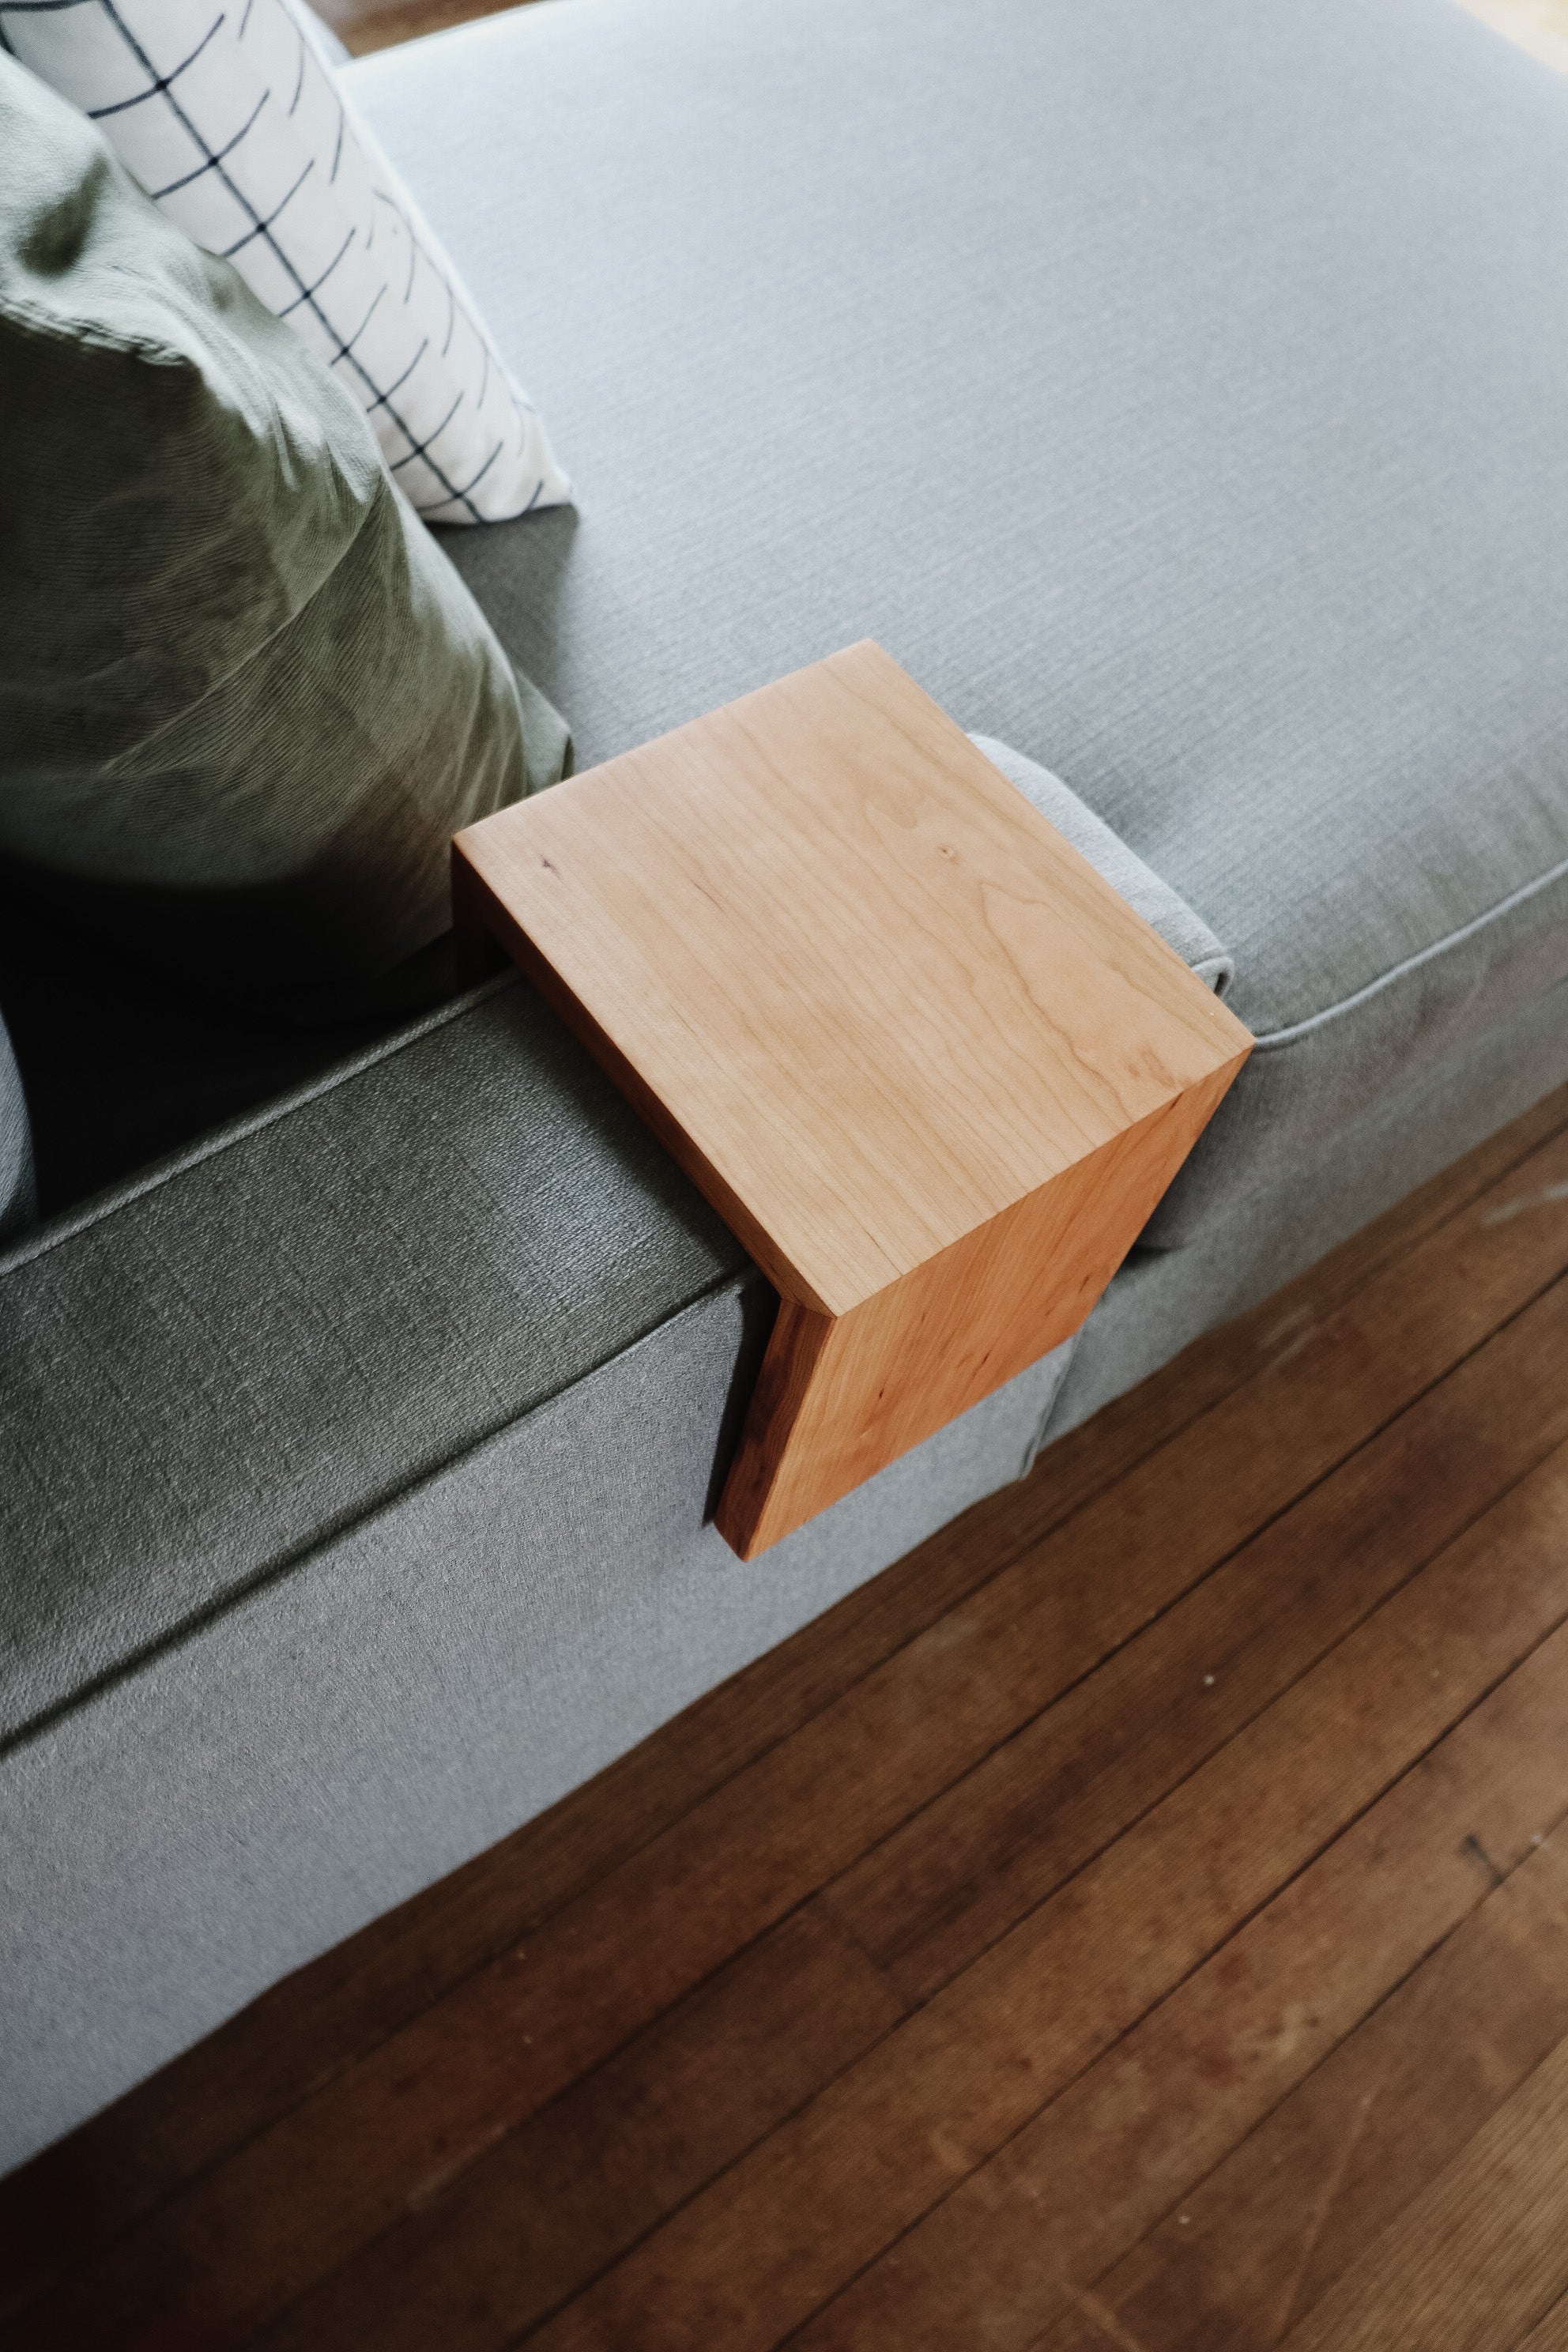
[0,0,569,522]
[974,738,1233,998]
[346,0,1568,1244]
[0,52,568,1009]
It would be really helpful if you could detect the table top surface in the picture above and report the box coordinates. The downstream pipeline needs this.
[456,642,1250,1317]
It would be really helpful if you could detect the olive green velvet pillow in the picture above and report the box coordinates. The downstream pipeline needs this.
[0,53,569,1008]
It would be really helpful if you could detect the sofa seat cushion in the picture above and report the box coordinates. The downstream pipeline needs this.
[345,0,1568,1246]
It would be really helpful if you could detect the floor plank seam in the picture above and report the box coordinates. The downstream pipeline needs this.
[772,1731,1568,2352]
[111,1284,1568,2350]
[15,1091,1568,2343]
[466,1441,1568,2351]
[1032,1807,1568,2352]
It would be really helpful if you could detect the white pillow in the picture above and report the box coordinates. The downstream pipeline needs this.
[1,0,570,523]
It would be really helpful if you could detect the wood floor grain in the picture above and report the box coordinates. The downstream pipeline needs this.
[318,0,1568,77]
[1521,2295,1568,2352]
[9,1082,1564,2329]
[1277,2027,1568,2352]
[5,1082,1568,2350]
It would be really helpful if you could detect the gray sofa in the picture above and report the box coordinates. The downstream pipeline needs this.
[4,0,1568,2173]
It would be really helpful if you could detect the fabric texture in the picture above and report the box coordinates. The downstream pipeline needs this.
[0,1283,1073,2172]
[0,0,567,521]
[1049,972,1568,1443]
[973,737,1234,996]
[0,54,569,1004]
[0,976,744,1748]
[0,722,1221,1744]
[0,1008,34,1244]
[6,968,1566,2173]
[343,0,1568,1242]
[9,0,1568,2173]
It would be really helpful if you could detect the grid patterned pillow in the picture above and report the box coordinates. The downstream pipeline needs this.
[0,0,570,523]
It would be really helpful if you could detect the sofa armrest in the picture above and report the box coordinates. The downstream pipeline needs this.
[0,978,744,1751]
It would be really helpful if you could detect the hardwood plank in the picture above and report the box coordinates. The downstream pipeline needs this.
[1028,1828,1568,2351]
[249,1286,1568,2352]
[526,1438,1568,2351]
[13,1136,1568,2345]
[254,1912,904,2352]
[1277,2030,1568,2351]
[320,0,526,61]
[1520,2294,1568,2352]
[9,1084,1560,2314]
[1017,1076,1568,1524]
[786,1544,1568,2352]
[326,0,1568,74]
[458,643,1249,1548]
[820,1270,1568,2004]
[0,1437,1047,2323]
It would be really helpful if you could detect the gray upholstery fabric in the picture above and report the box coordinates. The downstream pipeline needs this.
[0,729,1220,1751]
[345,0,1568,1242]
[973,737,1233,995]
[0,1298,1073,2170]
[1051,972,1568,1443]
[5,974,1565,2173]
[0,978,744,1747]
[0,1008,34,1243]
[9,0,1568,2173]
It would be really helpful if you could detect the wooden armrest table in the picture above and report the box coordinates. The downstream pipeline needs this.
[454,643,1251,1559]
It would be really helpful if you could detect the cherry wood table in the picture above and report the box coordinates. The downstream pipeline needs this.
[453,642,1250,1557]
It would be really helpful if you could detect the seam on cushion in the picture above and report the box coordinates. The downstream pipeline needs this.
[0,971,522,1283]
[98,469,386,784]
[0,1269,756,1761]
[0,280,200,369]
[1250,847,1568,1051]
[2,285,386,749]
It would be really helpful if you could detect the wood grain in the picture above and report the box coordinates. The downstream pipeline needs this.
[717,1069,1234,1551]
[8,1092,1568,2348]
[254,1913,906,2352]
[455,643,1250,1548]
[1521,2295,1568,2352]
[247,1276,1568,2352]
[1278,2027,1568,2351]
[458,644,1246,1314]
[801,1592,1568,2352]
[1029,1826,1568,2352]
[9,1105,1568,2346]
[817,1263,1568,2007]
[530,1439,1568,2350]
[321,0,1568,80]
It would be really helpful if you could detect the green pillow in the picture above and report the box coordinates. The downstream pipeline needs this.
[0,53,569,1008]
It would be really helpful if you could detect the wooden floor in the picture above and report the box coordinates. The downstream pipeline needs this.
[5,1080,1568,2345]
[318,0,1568,70]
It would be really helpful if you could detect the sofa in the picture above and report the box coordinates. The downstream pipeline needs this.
[3,0,1568,2173]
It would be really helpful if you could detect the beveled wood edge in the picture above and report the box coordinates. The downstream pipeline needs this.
[453,706,1256,1563]
[454,836,837,1314]
[714,1044,1251,1559]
